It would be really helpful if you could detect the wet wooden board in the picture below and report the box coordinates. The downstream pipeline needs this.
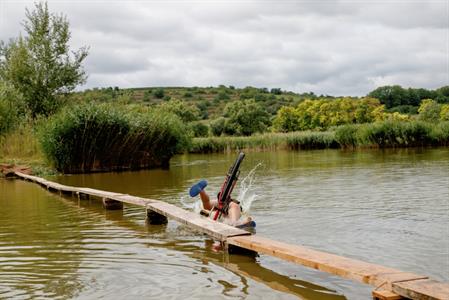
[393,279,449,300]
[147,201,251,241]
[226,235,447,299]
[14,171,249,241]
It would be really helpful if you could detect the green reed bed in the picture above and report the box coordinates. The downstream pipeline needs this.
[190,133,285,153]
[336,121,449,148]
[285,131,339,150]
[191,121,449,153]
[39,103,189,173]
[190,131,338,153]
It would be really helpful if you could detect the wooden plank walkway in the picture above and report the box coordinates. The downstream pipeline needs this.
[12,171,449,300]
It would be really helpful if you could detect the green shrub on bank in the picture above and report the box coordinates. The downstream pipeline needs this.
[286,131,338,150]
[190,120,449,153]
[189,121,209,137]
[190,133,288,153]
[0,83,25,136]
[334,125,360,148]
[358,121,434,147]
[39,103,190,173]
[430,121,449,145]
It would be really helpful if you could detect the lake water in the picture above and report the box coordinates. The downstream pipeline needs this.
[1,148,448,299]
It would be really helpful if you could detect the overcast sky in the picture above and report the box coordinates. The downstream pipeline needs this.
[1,0,448,96]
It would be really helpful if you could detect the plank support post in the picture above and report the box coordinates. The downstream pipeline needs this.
[76,192,89,200]
[102,198,123,210]
[224,241,258,256]
[146,208,168,225]
[372,290,404,300]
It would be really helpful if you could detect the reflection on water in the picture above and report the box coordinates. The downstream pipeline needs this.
[1,148,448,299]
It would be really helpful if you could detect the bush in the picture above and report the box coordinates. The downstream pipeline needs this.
[224,100,271,136]
[153,88,165,99]
[189,122,209,137]
[216,91,230,101]
[273,97,382,131]
[270,88,282,95]
[440,105,449,121]
[0,83,24,135]
[358,121,433,147]
[286,131,338,150]
[210,117,226,136]
[39,103,190,173]
[430,121,449,145]
[388,105,418,115]
[272,106,300,132]
[158,99,200,122]
[418,99,441,121]
[335,125,360,148]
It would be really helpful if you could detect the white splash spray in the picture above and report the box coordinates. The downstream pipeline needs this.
[236,163,262,215]
[181,163,262,216]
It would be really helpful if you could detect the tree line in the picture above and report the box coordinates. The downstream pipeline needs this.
[1,2,448,140]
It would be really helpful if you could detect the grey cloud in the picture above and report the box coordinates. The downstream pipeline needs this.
[1,0,447,96]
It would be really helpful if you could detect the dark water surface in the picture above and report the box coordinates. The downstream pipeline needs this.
[1,148,448,299]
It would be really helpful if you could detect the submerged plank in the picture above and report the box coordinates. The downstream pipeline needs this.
[147,201,250,241]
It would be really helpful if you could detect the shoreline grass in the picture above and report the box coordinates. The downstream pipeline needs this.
[0,122,57,176]
[190,121,449,153]
[2,120,448,173]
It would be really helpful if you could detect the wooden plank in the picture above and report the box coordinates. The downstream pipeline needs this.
[226,235,429,288]
[393,279,449,300]
[115,194,155,207]
[372,290,403,300]
[147,201,250,241]
[77,187,123,199]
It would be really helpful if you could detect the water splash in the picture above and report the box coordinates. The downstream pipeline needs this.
[236,163,262,215]
[180,196,203,213]
[180,163,263,216]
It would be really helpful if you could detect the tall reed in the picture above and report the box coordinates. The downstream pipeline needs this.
[39,103,190,173]
[191,120,449,153]
[190,131,338,153]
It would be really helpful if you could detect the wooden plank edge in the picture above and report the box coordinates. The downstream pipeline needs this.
[226,234,442,297]
[392,279,449,300]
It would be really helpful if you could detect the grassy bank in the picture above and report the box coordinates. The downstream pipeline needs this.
[2,119,448,173]
[190,121,449,153]
[0,122,56,176]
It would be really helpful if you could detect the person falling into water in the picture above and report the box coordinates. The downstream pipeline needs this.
[189,180,253,228]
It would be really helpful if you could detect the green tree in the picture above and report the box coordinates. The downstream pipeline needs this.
[0,2,88,117]
[272,106,300,132]
[210,117,226,136]
[368,85,408,108]
[153,88,165,99]
[0,82,23,135]
[159,99,200,122]
[224,100,270,136]
[418,99,441,121]
[189,121,209,137]
[440,104,449,121]
[435,86,449,104]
